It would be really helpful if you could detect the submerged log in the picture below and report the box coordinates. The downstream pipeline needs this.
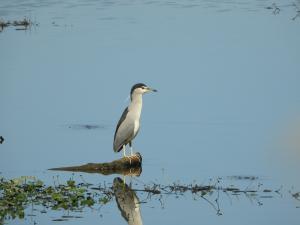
[49,152,142,176]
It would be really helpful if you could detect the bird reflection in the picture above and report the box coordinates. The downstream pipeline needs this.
[113,177,143,225]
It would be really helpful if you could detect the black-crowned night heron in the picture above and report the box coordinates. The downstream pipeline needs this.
[113,177,143,225]
[113,83,157,157]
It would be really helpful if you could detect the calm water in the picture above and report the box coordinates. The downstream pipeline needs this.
[1,0,300,224]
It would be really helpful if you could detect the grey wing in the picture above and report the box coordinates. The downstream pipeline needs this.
[113,108,135,152]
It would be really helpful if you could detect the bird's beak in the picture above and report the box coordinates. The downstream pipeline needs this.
[146,87,157,92]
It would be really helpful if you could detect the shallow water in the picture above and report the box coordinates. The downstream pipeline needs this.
[1,0,300,224]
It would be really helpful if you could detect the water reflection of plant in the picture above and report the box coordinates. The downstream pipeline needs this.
[265,3,280,14]
[265,1,300,20]
[291,2,300,20]
[0,176,112,223]
[289,190,300,208]
[0,176,297,223]
[0,18,34,32]
[131,177,283,216]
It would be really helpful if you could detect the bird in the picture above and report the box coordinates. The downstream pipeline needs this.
[113,83,157,157]
[113,177,143,225]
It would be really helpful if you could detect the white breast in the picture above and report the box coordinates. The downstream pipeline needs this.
[133,120,140,137]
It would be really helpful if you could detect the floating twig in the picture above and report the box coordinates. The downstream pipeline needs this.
[0,18,36,32]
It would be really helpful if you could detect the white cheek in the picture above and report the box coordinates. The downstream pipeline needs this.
[137,88,144,94]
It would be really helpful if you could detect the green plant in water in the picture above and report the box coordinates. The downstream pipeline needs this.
[1,175,298,223]
[0,177,112,223]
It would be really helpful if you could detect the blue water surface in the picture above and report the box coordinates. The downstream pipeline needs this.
[1,0,300,224]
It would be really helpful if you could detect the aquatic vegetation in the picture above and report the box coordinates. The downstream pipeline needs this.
[292,192,300,199]
[0,175,298,223]
[0,177,111,223]
[0,18,35,32]
[290,191,300,202]
[265,2,300,20]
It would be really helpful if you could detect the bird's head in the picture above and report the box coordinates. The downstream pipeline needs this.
[130,83,157,99]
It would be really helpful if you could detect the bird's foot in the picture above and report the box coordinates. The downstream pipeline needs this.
[124,155,132,164]
[123,155,132,164]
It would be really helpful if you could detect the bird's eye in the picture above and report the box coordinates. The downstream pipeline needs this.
[142,86,145,89]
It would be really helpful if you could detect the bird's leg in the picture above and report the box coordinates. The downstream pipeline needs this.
[122,144,132,164]
[129,175,133,188]
[122,145,126,157]
[130,147,133,156]
[129,141,133,156]
[123,175,126,185]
